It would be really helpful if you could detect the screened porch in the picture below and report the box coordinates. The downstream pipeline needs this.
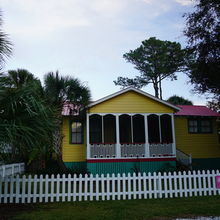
[86,113,176,159]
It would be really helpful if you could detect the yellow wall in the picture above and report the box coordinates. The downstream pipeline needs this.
[89,91,174,113]
[62,117,86,162]
[175,117,220,158]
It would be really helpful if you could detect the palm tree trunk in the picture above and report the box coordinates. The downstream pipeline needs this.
[53,128,67,173]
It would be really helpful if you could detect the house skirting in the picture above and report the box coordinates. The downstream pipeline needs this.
[64,158,176,175]
[64,162,87,173]
[87,158,176,175]
[192,158,220,170]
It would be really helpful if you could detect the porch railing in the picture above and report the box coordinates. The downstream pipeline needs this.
[89,143,174,158]
[149,143,173,157]
[90,144,116,158]
[121,144,145,158]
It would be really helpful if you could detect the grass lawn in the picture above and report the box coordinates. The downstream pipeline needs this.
[0,196,220,220]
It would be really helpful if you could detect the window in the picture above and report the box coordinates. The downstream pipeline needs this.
[188,118,212,134]
[70,121,83,144]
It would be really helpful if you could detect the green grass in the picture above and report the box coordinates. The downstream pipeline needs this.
[1,196,220,220]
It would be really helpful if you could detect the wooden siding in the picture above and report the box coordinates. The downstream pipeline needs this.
[175,117,220,159]
[62,117,86,162]
[88,91,174,113]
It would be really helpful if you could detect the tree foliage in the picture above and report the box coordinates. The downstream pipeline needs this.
[0,10,12,70]
[114,37,185,99]
[167,95,193,105]
[44,71,91,171]
[184,0,220,96]
[0,69,57,164]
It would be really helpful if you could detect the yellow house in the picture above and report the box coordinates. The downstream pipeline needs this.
[175,105,220,170]
[61,88,220,174]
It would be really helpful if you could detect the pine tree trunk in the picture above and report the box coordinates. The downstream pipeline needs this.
[159,79,162,100]
[153,80,159,98]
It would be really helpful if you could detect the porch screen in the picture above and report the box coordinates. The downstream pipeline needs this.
[160,114,173,143]
[89,114,102,143]
[104,114,116,143]
[119,114,132,143]
[147,114,160,144]
[133,114,145,143]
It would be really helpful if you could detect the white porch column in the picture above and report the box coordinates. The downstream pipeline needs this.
[86,114,90,159]
[144,115,150,157]
[116,114,121,158]
[171,114,176,156]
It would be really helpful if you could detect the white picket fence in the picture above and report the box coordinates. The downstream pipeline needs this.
[0,170,220,204]
[0,163,25,178]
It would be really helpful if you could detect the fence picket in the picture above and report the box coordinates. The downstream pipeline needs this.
[9,176,14,203]
[4,177,8,203]
[39,175,43,203]
[45,175,49,202]
[21,175,26,203]
[51,174,55,202]
[143,172,147,199]
[138,172,142,199]
[33,175,37,203]
[27,175,32,203]
[95,174,99,201]
[153,172,157,199]
[73,174,77,201]
[168,172,172,198]
[188,171,192,197]
[112,173,115,200]
[202,170,207,196]
[133,173,137,199]
[174,171,178,197]
[117,173,121,200]
[84,174,88,201]
[56,174,60,202]
[89,174,93,201]
[164,172,168,198]
[106,174,110,200]
[78,174,82,201]
[122,173,126,200]
[158,172,162,198]
[183,171,187,197]
[127,173,131,200]
[148,172,152,199]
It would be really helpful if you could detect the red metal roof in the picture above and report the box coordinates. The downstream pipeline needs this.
[62,103,81,116]
[175,105,220,117]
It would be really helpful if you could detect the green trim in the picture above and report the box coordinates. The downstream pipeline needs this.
[192,158,220,170]
[87,161,176,175]
[64,162,87,173]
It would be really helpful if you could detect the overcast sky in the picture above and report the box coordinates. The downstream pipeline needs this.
[1,0,208,104]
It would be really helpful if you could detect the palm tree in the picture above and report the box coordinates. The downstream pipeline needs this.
[0,69,56,167]
[44,71,91,171]
[0,10,12,70]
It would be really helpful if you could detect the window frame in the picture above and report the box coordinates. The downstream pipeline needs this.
[188,117,212,134]
[70,120,83,144]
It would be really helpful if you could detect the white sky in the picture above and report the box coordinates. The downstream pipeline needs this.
[1,0,208,104]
